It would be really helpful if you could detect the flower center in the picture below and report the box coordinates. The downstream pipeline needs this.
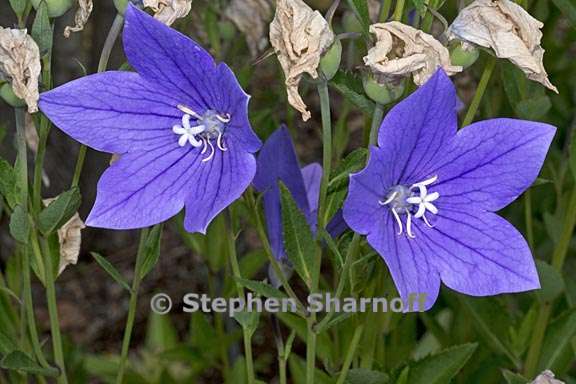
[172,104,231,162]
[379,175,439,239]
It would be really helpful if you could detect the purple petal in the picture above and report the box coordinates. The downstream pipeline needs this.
[301,163,322,214]
[431,118,555,211]
[366,213,441,311]
[39,71,178,154]
[123,5,260,153]
[183,142,256,234]
[86,136,196,229]
[326,210,348,238]
[378,69,458,185]
[421,208,540,296]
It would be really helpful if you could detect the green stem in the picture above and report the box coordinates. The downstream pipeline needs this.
[335,325,364,384]
[393,0,406,21]
[524,190,534,249]
[41,239,68,383]
[306,318,317,384]
[227,212,255,384]
[116,228,149,384]
[316,81,332,231]
[369,104,385,147]
[462,57,496,127]
[524,187,576,377]
[72,14,124,188]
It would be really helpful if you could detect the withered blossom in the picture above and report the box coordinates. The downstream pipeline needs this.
[143,0,192,26]
[0,27,41,113]
[64,0,94,38]
[225,0,273,57]
[447,0,557,92]
[364,22,461,86]
[530,370,565,384]
[269,0,335,121]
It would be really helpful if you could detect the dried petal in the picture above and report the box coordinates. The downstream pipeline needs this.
[447,0,557,92]
[364,22,462,86]
[143,0,192,26]
[224,0,273,57]
[64,0,94,38]
[0,28,41,113]
[43,198,86,275]
[270,0,335,121]
[531,370,565,384]
[24,112,38,153]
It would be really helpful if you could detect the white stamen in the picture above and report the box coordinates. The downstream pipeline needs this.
[216,113,231,123]
[406,209,415,239]
[379,191,398,206]
[177,104,202,119]
[391,208,403,235]
[217,132,227,151]
[422,214,434,228]
[202,140,215,162]
[201,138,208,154]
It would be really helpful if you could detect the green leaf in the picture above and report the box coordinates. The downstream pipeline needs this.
[345,0,371,38]
[345,368,389,384]
[0,158,18,209]
[328,148,368,193]
[8,0,28,18]
[90,252,131,292]
[502,370,528,384]
[235,278,289,300]
[31,1,53,57]
[408,343,477,384]
[515,95,552,120]
[38,187,81,235]
[280,183,317,289]
[139,224,163,280]
[411,0,427,15]
[288,355,334,384]
[551,0,576,28]
[535,260,564,302]
[232,309,260,335]
[538,309,576,372]
[330,71,375,114]
[0,351,60,377]
[9,205,29,244]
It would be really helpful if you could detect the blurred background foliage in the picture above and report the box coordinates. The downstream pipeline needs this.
[1,0,576,383]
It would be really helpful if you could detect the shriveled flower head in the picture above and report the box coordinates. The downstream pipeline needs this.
[39,5,261,233]
[253,126,345,260]
[143,0,192,26]
[343,69,555,311]
[447,0,557,92]
[0,27,41,113]
[530,371,564,384]
[64,0,94,38]
[269,0,335,121]
[364,22,461,86]
[225,0,273,58]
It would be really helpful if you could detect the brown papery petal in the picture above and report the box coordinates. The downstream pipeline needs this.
[225,0,273,58]
[530,370,565,384]
[143,0,192,26]
[64,0,94,38]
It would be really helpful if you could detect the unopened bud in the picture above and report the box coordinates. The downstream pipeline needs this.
[319,39,342,81]
[362,74,405,105]
[31,0,74,18]
[450,43,479,69]
[0,83,26,108]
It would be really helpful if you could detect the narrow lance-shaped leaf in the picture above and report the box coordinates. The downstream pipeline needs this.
[31,0,53,57]
[537,309,576,373]
[90,252,131,292]
[139,223,163,280]
[407,343,478,384]
[38,187,81,235]
[0,351,60,377]
[235,277,289,300]
[9,205,29,244]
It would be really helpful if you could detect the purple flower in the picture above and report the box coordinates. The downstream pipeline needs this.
[253,126,345,260]
[39,5,261,233]
[343,70,555,311]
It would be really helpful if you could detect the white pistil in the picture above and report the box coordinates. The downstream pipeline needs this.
[379,175,440,239]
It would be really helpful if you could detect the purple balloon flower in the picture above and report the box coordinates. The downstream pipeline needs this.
[39,5,261,233]
[343,69,555,311]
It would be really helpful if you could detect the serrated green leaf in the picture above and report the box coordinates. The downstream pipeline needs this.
[0,351,60,377]
[502,370,528,384]
[38,187,81,235]
[9,205,29,244]
[408,343,477,384]
[235,277,289,299]
[330,71,375,114]
[31,1,53,57]
[0,158,18,209]
[139,224,163,280]
[535,260,564,302]
[538,309,576,372]
[280,183,317,289]
[91,252,131,292]
[345,368,389,384]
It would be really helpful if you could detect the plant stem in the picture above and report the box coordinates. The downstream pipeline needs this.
[393,0,406,21]
[72,13,124,188]
[336,325,364,384]
[524,190,534,249]
[116,228,149,384]
[227,211,256,384]
[524,186,576,377]
[306,318,317,384]
[316,81,333,230]
[369,103,384,146]
[462,57,496,127]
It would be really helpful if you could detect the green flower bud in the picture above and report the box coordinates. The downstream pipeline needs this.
[450,43,479,69]
[362,74,405,105]
[319,39,342,81]
[0,83,27,108]
[31,0,74,18]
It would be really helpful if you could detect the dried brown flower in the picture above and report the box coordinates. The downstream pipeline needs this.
[64,0,94,38]
[143,0,192,26]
